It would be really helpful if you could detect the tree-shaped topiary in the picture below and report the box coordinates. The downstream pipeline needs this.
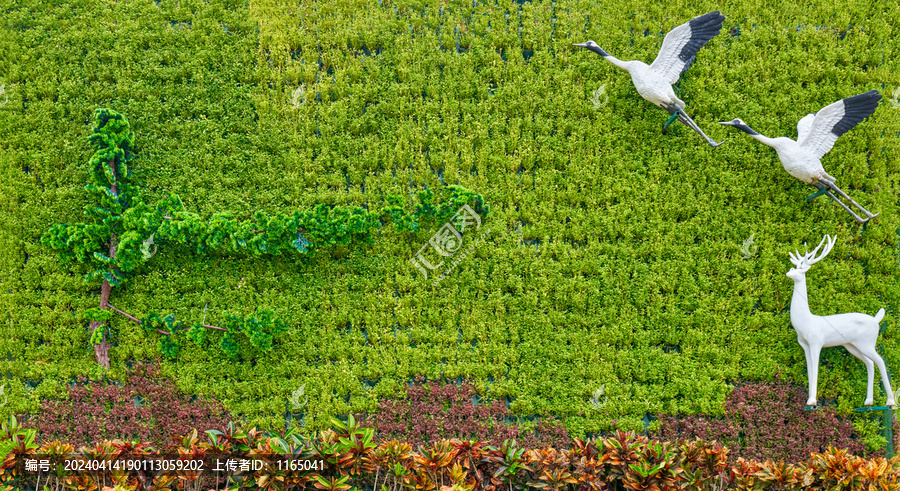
[43,109,489,367]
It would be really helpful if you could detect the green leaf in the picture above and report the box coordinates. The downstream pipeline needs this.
[84,308,113,322]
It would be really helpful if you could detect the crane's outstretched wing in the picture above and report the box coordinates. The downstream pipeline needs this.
[649,11,725,85]
[797,90,882,159]
[796,113,815,142]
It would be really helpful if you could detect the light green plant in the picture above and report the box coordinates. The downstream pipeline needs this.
[852,416,888,453]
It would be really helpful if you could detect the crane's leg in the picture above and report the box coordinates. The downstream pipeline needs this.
[812,180,879,223]
[821,189,869,223]
[824,181,879,219]
[664,103,723,147]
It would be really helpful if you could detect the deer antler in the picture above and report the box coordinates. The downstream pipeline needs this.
[789,235,836,269]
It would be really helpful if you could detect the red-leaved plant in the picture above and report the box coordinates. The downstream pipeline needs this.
[657,379,865,463]
[365,375,569,449]
[20,361,229,448]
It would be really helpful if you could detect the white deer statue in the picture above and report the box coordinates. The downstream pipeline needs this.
[786,234,895,407]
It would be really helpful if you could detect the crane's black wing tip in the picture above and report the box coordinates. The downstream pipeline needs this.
[685,11,725,45]
[831,90,882,137]
[677,13,725,64]
[690,11,726,29]
[844,89,883,105]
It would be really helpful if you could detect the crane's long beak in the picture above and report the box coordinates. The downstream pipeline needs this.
[719,121,737,126]
[572,43,589,48]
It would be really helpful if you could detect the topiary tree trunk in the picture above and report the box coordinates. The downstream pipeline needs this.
[42,109,137,367]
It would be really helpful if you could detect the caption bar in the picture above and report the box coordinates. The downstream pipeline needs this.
[13,453,326,477]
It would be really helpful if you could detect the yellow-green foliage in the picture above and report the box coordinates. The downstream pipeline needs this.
[0,0,898,437]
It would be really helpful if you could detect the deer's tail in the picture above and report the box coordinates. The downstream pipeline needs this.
[875,308,885,324]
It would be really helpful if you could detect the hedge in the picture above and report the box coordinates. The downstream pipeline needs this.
[0,0,898,439]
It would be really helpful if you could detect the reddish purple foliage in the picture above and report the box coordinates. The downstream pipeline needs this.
[21,362,230,448]
[657,379,865,463]
[365,376,569,449]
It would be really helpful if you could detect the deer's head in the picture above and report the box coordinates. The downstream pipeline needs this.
[786,234,836,281]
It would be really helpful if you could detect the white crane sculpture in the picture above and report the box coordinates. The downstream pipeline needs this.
[574,11,725,147]
[720,90,882,223]
[786,234,895,408]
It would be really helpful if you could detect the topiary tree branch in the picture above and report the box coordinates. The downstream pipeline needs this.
[103,302,286,360]
[382,185,489,232]
[43,109,329,366]
[43,109,489,367]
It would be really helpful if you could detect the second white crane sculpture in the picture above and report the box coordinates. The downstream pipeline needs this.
[786,234,895,408]
[574,11,725,147]
[720,90,882,223]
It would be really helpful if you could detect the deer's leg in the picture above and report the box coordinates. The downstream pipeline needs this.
[806,343,822,406]
[845,344,875,406]
[857,345,895,406]
[798,339,817,406]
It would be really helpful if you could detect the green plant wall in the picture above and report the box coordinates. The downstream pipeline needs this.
[0,0,898,437]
